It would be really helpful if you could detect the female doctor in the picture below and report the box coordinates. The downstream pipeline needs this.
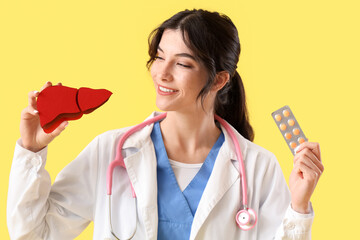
[7,9,324,240]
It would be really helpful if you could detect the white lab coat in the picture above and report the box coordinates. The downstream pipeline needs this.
[7,112,314,240]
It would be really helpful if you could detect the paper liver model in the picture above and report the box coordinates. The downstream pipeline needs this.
[37,85,112,133]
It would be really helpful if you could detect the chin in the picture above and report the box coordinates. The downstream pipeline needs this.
[155,96,199,113]
[155,102,176,112]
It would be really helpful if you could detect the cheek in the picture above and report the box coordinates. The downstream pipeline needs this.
[187,73,207,89]
[150,62,159,79]
[150,68,156,80]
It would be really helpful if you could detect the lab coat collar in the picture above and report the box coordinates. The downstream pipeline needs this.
[122,111,250,240]
[122,111,249,159]
[122,112,160,150]
[219,120,248,162]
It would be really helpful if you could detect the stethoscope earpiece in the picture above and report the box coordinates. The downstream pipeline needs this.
[236,208,257,231]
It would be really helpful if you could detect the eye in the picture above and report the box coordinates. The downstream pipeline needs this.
[154,56,164,61]
[177,63,192,68]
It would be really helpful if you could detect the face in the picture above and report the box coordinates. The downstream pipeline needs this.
[150,29,210,114]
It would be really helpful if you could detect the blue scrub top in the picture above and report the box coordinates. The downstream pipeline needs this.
[151,121,224,240]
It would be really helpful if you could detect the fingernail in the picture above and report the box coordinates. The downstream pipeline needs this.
[294,145,300,154]
[46,81,52,84]
[34,90,39,94]
[34,110,39,114]
[64,122,69,128]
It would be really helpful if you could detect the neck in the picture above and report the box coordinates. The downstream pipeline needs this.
[159,110,221,163]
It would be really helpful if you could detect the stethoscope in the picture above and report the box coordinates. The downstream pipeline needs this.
[106,112,257,239]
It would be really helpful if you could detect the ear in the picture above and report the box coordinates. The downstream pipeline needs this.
[212,71,230,91]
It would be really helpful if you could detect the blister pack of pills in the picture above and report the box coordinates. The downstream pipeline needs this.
[271,105,307,155]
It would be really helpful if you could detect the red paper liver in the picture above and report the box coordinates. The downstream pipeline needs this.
[37,85,112,133]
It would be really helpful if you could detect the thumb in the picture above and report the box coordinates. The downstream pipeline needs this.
[50,121,69,137]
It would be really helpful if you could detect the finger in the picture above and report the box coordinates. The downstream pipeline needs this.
[294,148,324,173]
[294,152,323,178]
[22,105,39,117]
[40,81,52,92]
[303,149,324,173]
[49,121,69,138]
[56,82,62,86]
[295,160,320,184]
[295,142,321,162]
[28,90,40,110]
[294,147,320,165]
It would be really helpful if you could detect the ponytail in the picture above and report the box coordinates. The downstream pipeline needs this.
[146,9,254,141]
[215,71,254,142]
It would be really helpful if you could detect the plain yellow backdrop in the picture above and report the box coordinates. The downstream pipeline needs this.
[1,0,359,239]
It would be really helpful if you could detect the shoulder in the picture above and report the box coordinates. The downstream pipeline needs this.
[96,127,131,143]
[244,138,277,162]
[94,111,160,148]
[241,138,287,188]
[221,121,277,166]
[236,134,289,201]
[233,130,280,173]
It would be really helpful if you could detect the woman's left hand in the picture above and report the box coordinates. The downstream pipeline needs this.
[289,142,324,214]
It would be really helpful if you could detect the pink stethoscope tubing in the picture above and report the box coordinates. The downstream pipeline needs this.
[106,112,257,236]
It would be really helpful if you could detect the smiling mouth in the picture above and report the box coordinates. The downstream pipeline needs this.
[158,85,178,95]
[159,86,177,92]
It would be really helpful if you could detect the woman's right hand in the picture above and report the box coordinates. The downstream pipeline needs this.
[20,82,69,152]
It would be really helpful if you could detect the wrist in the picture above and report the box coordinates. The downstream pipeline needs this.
[291,202,311,214]
[19,139,45,153]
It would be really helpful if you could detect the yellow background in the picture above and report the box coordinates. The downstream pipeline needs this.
[1,0,359,239]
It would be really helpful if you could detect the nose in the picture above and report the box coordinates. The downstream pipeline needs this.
[157,61,173,82]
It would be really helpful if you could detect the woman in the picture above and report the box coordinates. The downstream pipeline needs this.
[7,9,323,239]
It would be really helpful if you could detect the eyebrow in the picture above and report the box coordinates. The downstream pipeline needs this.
[158,46,197,61]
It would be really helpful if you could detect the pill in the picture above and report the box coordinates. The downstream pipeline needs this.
[283,110,290,117]
[272,105,308,155]
[285,132,292,139]
[288,119,295,126]
[293,128,300,135]
[280,123,287,131]
[290,142,297,149]
[298,137,305,144]
[275,114,282,121]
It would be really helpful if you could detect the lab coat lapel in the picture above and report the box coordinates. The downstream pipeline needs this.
[124,141,158,239]
[119,112,249,240]
[122,114,159,240]
[189,124,248,240]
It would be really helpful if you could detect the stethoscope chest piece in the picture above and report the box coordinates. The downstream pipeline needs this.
[236,208,257,231]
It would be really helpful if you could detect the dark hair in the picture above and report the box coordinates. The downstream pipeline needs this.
[146,9,254,141]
